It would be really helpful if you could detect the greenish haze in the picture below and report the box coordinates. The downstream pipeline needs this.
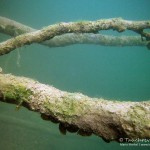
[0,0,150,150]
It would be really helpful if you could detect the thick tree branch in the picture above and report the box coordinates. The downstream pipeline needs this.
[0,18,150,55]
[0,73,149,142]
[0,16,148,49]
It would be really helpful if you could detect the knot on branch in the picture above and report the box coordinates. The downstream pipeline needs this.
[147,42,150,50]
[134,29,150,41]
[112,18,127,32]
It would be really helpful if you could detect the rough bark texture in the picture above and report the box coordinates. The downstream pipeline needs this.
[0,17,150,142]
[0,73,150,142]
[0,16,148,48]
[0,17,150,55]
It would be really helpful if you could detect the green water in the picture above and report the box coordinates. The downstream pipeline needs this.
[0,0,150,149]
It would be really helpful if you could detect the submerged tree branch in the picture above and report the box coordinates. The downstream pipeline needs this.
[0,17,150,142]
[0,17,150,55]
[0,73,149,142]
[0,16,148,48]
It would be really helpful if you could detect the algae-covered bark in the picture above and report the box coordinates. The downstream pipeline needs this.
[0,17,150,55]
[0,16,148,48]
[0,73,150,142]
[0,17,150,142]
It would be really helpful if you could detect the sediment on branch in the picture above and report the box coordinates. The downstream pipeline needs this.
[0,17,150,55]
[0,16,148,49]
[0,73,149,142]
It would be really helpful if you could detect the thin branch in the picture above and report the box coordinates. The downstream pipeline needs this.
[0,16,148,49]
[49,33,148,47]
[0,16,34,36]
[0,18,150,55]
[0,73,150,142]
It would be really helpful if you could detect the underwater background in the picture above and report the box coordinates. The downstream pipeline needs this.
[0,0,150,149]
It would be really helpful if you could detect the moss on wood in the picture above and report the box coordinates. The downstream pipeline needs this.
[0,73,150,142]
